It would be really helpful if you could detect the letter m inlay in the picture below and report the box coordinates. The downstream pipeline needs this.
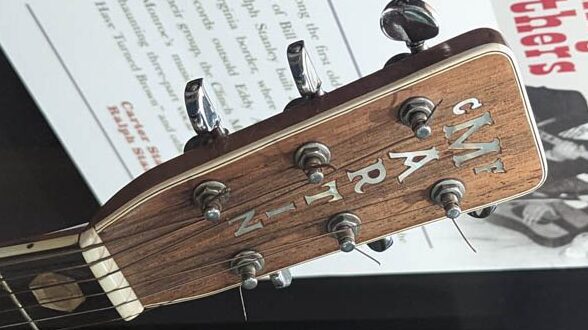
[443,112,501,167]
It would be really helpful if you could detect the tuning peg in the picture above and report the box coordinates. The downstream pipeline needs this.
[270,269,292,289]
[231,251,265,290]
[398,96,435,139]
[430,179,466,219]
[284,40,324,111]
[380,0,439,54]
[192,181,229,222]
[468,205,497,219]
[327,212,361,252]
[368,236,394,252]
[183,78,228,152]
[294,142,332,184]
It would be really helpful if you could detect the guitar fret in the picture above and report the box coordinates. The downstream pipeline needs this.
[0,273,39,330]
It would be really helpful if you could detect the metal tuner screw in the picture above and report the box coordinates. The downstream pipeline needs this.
[270,269,293,289]
[380,0,439,54]
[367,236,394,252]
[183,78,228,152]
[231,250,265,290]
[294,142,332,184]
[430,179,466,219]
[327,212,361,252]
[192,181,229,222]
[398,97,435,139]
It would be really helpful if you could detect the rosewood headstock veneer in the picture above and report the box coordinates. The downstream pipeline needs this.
[0,1,546,328]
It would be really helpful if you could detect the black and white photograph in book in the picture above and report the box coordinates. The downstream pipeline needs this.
[489,87,588,253]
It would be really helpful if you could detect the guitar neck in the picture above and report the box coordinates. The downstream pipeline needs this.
[0,229,138,329]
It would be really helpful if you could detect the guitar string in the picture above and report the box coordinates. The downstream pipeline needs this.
[3,250,267,330]
[3,183,429,328]
[239,285,247,322]
[1,102,486,328]
[2,76,463,330]
[0,104,415,276]
[0,133,443,324]
[7,208,442,330]
[0,130,413,294]
[0,202,436,329]
[57,311,146,330]
[0,230,329,328]
[0,152,331,271]
[0,173,330,312]
[0,110,414,271]
[0,211,422,329]
[450,218,477,253]
[0,218,204,281]
[1,180,288,269]
[0,216,197,269]
[0,133,429,317]
[11,194,478,329]
[0,168,320,287]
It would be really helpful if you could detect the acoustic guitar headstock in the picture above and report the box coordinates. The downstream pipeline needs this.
[88,0,546,313]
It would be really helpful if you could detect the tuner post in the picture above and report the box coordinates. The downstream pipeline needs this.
[367,236,394,252]
[468,205,498,219]
[430,179,466,219]
[294,142,332,184]
[398,97,435,139]
[327,212,361,252]
[193,181,229,222]
[231,250,265,290]
[270,269,293,289]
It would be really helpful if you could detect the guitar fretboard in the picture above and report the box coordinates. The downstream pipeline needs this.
[0,241,121,329]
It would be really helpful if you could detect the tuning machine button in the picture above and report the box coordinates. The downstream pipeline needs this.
[468,205,497,219]
[380,0,439,53]
[430,179,466,219]
[327,212,361,252]
[270,269,293,289]
[398,96,434,139]
[380,0,439,67]
[284,40,325,111]
[231,250,265,290]
[193,181,229,222]
[294,142,332,184]
[367,236,394,252]
[183,78,229,152]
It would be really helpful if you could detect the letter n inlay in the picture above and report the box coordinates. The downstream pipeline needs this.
[229,210,263,237]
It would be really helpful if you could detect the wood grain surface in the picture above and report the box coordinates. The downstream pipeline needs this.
[90,37,545,307]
